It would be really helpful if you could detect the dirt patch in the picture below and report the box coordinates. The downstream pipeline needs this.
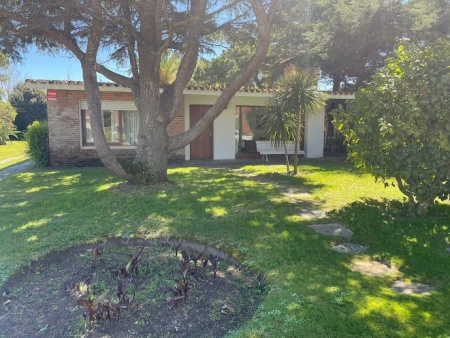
[0,238,265,338]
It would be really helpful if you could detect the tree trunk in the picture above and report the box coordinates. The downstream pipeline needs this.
[133,85,170,183]
[332,76,343,92]
[293,110,301,175]
[283,142,290,172]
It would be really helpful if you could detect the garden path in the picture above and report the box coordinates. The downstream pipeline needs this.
[0,160,32,181]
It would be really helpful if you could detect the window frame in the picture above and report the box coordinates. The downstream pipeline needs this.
[79,100,139,149]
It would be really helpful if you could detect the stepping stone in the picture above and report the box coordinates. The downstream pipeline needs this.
[296,210,327,219]
[351,260,398,277]
[391,280,434,295]
[446,247,450,254]
[308,223,353,237]
[332,243,368,254]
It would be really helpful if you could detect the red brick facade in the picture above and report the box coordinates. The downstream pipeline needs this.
[47,90,185,167]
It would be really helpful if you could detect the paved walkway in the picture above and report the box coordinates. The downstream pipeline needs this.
[0,161,33,181]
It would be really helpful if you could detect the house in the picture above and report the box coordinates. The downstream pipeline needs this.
[25,80,354,167]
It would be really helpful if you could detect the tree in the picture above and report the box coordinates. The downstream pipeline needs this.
[9,82,47,132]
[305,0,407,91]
[275,68,325,175]
[0,100,17,144]
[192,0,313,88]
[0,0,280,183]
[406,0,450,43]
[335,41,450,215]
[260,98,296,172]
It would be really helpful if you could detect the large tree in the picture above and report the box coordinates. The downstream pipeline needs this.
[0,0,280,183]
[305,0,407,91]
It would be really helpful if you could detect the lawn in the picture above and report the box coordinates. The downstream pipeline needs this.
[0,141,28,170]
[0,161,449,337]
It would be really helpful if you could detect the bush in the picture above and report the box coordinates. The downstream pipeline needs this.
[25,121,49,167]
[335,41,450,215]
[0,101,18,145]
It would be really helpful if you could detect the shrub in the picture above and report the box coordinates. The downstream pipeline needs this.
[0,101,18,145]
[25,121,49,167]
[335,41,450,215]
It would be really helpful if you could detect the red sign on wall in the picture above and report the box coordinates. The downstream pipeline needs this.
[47,90,57,100]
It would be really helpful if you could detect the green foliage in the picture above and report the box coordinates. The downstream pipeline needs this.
[305,0,406,90]
[159,51,181,86]
[9,82,47,132]
[0,100,18,144]
[260,98,296,172]
[24,121,49,167]
[272,68,326,174]
[335,41,450,213]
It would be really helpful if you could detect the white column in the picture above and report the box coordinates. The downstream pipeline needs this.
[305,107,325,158]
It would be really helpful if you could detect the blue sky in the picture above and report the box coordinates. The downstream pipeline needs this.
[15,46,84,81]
[14,46,121,82]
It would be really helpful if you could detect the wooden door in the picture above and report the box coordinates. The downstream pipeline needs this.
[190,105,213,159]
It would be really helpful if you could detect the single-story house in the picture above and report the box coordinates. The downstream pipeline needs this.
[25,79,354,167]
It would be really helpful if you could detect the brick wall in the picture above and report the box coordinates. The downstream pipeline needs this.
[48,90,185,167]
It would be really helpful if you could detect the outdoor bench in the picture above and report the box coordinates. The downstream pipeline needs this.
[255,140,305,162]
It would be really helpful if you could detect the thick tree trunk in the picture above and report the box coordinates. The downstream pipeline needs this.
[133,87,170,183]
[81,0,134,183]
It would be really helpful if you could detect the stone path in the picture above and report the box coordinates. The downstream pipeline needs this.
[332,243,368,254]
[296,210,327,219]
[235,170,436,294]
[391,280,434,295]
[351,259,399,277]
[308,223,354,237]
[0,160,33,181]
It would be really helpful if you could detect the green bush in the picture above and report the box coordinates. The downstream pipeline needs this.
[25,121,49,167]
[0,101,18,145]
[335,41,450,215]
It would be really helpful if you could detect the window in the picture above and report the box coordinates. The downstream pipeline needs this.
[235,106,267,142]
[82,110,139,146]
[235,106,267,154]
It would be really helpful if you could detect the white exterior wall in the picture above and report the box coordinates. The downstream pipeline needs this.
[183,92,270,160]
[305,107,325,158]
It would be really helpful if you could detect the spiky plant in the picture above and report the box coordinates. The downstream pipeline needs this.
[275,68,325,174]
[260,98,296,172]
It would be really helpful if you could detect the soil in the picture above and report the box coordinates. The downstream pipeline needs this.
[0,238,265,338]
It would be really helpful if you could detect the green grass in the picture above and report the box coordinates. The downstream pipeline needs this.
[0,141,28,170]
[0,161,449,337]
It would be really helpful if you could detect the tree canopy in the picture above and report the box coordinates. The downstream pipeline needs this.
[194,0,450,90]
[9,82,47,132]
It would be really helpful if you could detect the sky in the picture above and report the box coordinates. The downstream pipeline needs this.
[13,46,120,83]
[14,46,84,81]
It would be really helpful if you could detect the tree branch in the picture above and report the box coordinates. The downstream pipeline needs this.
[169,0,281,151]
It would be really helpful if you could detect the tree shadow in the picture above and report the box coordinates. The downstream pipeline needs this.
[330,198,450,281]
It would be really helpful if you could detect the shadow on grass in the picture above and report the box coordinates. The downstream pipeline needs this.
[331,198,450,281]
[1,168,449,337]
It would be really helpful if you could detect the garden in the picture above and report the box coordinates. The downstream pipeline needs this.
[0,161,449,337]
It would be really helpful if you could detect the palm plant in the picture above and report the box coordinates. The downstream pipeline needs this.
[260,98,296,172]
[275,68,325,174]
[160,51,181,85]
